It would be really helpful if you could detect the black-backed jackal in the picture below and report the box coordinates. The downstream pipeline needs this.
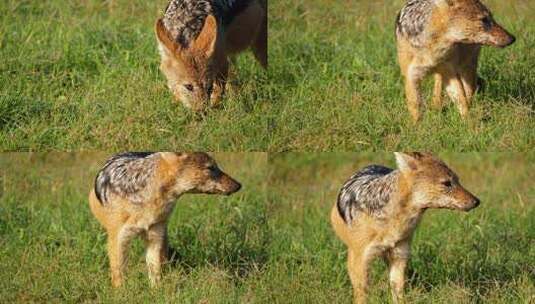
[396,0,515,122]
[89,152,241,287]
[331,152,480,303]
[155,0,267,111]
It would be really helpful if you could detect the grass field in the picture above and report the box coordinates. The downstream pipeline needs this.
[269,0,535,150]
[1,152,533,303]
[270,152,534,303]
[0,1,269,151]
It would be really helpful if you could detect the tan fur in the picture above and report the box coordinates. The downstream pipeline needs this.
[156,0,267,111]
[89,152,241,287]
[397,0,515,122]
[331,152,480,304]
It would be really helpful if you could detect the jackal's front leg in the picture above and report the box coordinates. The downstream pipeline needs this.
[459,66,478,104]
[210,59,229,108]
[347,249,370,304]
[459,44,481,105]
[252,9,267,68]
[432,73,444,110]
[386,241,410,304]
[404,67,425,123]
[446,74,469,118]
[145,223,168,286]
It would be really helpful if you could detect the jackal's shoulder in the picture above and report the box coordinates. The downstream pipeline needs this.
[94,152,159,205]
[396,0,435,46]
[162,0,253,47]
[337,165,398,224]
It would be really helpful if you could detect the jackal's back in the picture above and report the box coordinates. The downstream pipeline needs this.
[395,0,435,46]
[162,0,253,47]
[94,152,157,205]
[337,165,399,224]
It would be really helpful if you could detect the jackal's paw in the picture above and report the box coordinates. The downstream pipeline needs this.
[111,277,123,288]
[409,111,422,124]
[458,108,469,119]
[148,275,161,287]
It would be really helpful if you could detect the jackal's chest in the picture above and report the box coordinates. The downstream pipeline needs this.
[375,213,422,249]
[411,40,456,70]
[132,201,177,230]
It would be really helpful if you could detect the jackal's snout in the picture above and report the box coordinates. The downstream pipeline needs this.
[192,166,241,196]
[463,193,481,211]
[219,173,242,195]
[456,186,481,211]
[490,24,515,48]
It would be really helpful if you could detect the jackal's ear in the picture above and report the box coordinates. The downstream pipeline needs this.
[155,18,181,57]
[435,0,454,7]
[160,152,189,164]
[191,14,217,57]
[394,152,425,172]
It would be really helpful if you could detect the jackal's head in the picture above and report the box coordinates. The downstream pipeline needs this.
[161,152,241,196]
[395,152,480,211]
[437,0,515,47]
[155,16,220,112]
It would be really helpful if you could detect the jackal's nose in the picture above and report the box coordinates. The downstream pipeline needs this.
[473,197,481,207]
[505,35,516,46]
[227,181,241,194]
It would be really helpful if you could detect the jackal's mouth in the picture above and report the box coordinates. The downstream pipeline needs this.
[455,199,481,212]
[491,33,516,48]
[498,35,516,48]
[202,183,241,196]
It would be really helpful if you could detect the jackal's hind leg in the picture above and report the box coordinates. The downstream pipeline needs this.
[348,249,370,304]
[108,227,136,288]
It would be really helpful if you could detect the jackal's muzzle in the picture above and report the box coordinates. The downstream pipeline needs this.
[218,173,242,195]
[489,24,516,48]
[461,195,481,211]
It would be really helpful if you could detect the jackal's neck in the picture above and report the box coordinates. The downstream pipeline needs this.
[393,171,427,216]
[377,171,424,240]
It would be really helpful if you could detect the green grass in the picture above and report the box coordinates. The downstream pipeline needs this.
[268,0,535,150]
[0,1,269,150]
[1,152,533,302]
[269,152,534,303]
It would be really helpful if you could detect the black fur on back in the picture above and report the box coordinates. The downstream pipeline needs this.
[94,152,155,205]
[337,165,398,224]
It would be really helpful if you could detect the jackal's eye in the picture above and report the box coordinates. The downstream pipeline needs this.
[481,16,492,31]
[207,165,222,178]
[442,180,453,189]
[184,84,194,91]
[206,83,213,96]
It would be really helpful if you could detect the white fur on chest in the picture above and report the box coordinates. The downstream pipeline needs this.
[366,212,422,257]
